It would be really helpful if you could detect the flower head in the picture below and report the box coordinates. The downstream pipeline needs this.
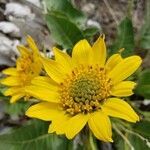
[26,35,142,142]
[1,36,42,103]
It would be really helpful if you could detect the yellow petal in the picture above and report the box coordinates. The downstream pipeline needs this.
[1,77,20,86]
[111,81,136,97]
[102,98,139,122]
[17,45,30,56]
[53,47,73,73]
[26,36,39,53]
[25,85,60,103]
[41,57,67,83]
[88,111,113,142]
[108,56,142,84]
[31,76,58,91]
[26,102,62,121]
[105,54,123,72]
[10,93,25,103]
[65,114,89,139]
[48,113,69,134]
[92,35,107,66]
[2,68,18,76]
[72,39,93,65]
[4,87,23,96]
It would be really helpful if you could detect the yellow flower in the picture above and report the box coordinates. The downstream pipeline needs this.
[1,36,42,103]
[26,35,142,142]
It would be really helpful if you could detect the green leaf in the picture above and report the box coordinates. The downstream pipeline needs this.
[116,136,150,150]
[0,90,4,99]
[133,120,150,138]
[45,12,84,49]
[135,69,150,98]
[83,27,100,40]
[0,120,72,150]
[0,85,7,100]
[44,0,86,26]
[114,121,150,150]
[4,100,31,116]
[127,121,150,150]
[110,17,134,57]
[140,0,150,49]
[128,135,150,150]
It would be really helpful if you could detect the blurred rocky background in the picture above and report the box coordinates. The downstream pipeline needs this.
[0,0,53,69]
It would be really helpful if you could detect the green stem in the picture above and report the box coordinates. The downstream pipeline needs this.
[113,123,134,150]
[82,128,98,150]
[118,123,150,148]
[89,130,98,150]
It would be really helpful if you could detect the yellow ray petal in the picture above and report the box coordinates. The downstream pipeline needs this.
[105,54,123,72]
[48,113,69,134]
[26,102,62,121]
[92,35,106,66]
[88,111,113,142]
[31,76,58,91]
[2,68,18,76]
[72,39,93,65]
[108,56,142,84]
[26,36,39,53]
[41,57,67,83]
[110,81,136,97]
[1,77,21,86]
[10,93,25,103]
[25,85,60,103]
[53,47,73,73]
[65,114,89,139]
[17,45,30,56]
[102,98,139,122]
[4,87,23,96]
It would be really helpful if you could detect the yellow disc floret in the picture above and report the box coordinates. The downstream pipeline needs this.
[60,65,112,115]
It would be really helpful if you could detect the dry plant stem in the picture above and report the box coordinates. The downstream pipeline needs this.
[82,128,98,150]
[103,0,119,25]
[118,124,150,148]
[112,124,134,150]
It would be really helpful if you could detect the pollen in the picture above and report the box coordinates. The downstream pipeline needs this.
[17,54,33,72]
[59,65,112,115]
[16,52,40,86]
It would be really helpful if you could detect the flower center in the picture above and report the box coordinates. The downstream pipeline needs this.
[16,53,41,85]
[69,75,100,103]
[60,65,112,115]
[17,55,33,72]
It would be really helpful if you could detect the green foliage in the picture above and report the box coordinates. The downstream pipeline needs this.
[0,86,30,116]
[114,120,150,150]
[133,120,150,138]
[4,101,31,116]
[116,134,150,150]
[83,27,100,41]
[110,17,134,57]
[135,69,150,99]
[140,0,150,49]
[0,119,72,150]
[44,0,100,50]
[44,0,86,26]
[0,85,7,100]
[46,12,84,49]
